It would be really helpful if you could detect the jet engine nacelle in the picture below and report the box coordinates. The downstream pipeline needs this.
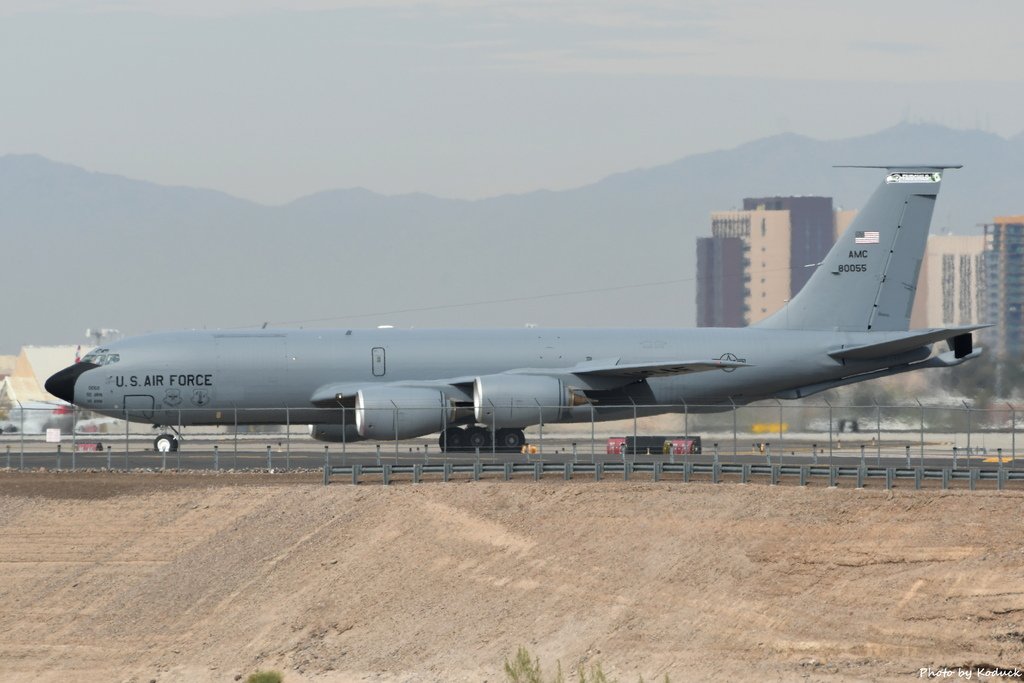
[308,424,362,443]
[355,386,455,440]
[473,374,589,428]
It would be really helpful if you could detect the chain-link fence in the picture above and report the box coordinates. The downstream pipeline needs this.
[1,399,1021,471]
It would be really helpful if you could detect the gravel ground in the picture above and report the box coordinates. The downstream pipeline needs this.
[0,471,1022,682]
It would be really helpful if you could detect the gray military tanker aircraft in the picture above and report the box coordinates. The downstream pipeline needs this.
[47,165,983,452]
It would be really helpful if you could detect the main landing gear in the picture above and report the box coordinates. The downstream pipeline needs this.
[153,428,181,453]
[439,426,526,453]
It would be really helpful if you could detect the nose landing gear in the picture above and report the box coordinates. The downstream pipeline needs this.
[154,434,178,452]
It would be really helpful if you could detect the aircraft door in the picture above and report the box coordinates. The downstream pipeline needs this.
[372,347,386,377]
[124,394,155,421]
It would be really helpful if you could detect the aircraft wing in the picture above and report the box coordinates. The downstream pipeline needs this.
[563,358,751,378]
[310,378,478,407]
[308,358,748,406]
[828,325,990,361]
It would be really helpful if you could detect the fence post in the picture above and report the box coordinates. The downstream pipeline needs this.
[71,406,77,471]
[214,444,219,471]
[730,397,738,458]
[776,399,784,452]
[875,401,881,465]
[56,444,61,471]
[825,398,833,467]
[683,399,688,439]
[905,444,911,468]
[392,402,399,457]
[18,399,25,469]
[539,402,545,455]
[1009,402,1016,462]
[631,398,637,460]
[963,400,972,459]
[266,444,272,470]
[106,445,111,471]
[859,444,865,469]
[285,405,291,471]
[590,403,596,463]
[233,406,238,463]
[917,398,925,466]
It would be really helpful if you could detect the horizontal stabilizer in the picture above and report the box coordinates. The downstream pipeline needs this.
[828,325,989,361]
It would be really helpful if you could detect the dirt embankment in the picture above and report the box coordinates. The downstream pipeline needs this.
[1,472,1022,682]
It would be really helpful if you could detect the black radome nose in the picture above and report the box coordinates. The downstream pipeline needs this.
[44,362,98,403]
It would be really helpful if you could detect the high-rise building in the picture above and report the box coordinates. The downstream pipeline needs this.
[909,235,986,329]
[696,196,838,326]
[696,236,747,327]
[984,217,1024,358]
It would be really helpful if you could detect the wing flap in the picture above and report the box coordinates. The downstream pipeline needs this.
[570,359,750,379]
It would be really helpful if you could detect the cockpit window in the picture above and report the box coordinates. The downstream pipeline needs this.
[81,349,121,366]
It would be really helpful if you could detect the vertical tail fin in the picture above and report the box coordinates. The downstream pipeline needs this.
[756,165,960,332]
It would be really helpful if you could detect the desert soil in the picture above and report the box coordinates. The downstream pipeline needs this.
[0,471,1022,682]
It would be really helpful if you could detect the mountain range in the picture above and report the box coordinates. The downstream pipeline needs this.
[3,123,1022,353]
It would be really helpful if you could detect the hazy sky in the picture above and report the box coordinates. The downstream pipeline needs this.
[1,1,1022,202]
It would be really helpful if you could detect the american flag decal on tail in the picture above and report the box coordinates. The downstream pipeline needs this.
[855,230,880,244]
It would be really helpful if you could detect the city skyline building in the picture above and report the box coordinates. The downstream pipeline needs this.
[696,196,840,327]
[909,234,987,330]
[984,216,1024,358]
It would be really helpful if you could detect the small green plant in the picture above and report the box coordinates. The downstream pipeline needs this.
[505,646,547,683]
[504,647,667,683]
[245,670,283,683]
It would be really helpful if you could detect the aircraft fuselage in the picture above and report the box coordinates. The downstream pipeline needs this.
[55,326,928,428]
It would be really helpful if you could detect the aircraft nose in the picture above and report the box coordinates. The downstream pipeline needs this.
[44,362,98,403]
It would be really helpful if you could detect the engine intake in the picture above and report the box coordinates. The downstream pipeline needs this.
[355,386,455,440]
[474,374,588,428]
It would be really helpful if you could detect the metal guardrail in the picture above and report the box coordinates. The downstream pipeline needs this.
[324,460,1024,490]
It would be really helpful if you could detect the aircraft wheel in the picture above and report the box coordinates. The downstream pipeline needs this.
[154,434,179,453]
[495,428,525,451]
[439,427,466,452]
[466,426,491,450]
